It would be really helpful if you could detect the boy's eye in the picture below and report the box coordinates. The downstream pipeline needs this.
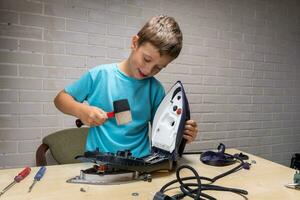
[154,66,163,71]
[144,57,151,63]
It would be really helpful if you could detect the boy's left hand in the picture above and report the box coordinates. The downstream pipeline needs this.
[183,120,198,143]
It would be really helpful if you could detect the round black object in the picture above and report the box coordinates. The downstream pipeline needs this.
[200,151,236,166]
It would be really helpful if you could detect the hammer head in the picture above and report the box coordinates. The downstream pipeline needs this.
[113,99,132,125]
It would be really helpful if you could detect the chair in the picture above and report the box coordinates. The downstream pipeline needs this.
[36,127,88,166]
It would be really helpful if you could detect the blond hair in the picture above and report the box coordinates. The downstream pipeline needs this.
[137,15,183,59]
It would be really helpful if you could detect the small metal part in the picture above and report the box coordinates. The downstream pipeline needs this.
[285,183,300,190]
[67,168,140,185]
[251,160,256,164]
[131,192,139,196]
[144,153,159,162]
[28,180,37,193]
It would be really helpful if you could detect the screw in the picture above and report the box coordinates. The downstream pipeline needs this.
[132,192,139,196]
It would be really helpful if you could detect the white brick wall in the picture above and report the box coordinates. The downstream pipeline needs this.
[0,0,299,168]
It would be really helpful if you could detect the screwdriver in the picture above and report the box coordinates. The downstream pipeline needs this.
[28,166,46,193]
[0,167,31,197]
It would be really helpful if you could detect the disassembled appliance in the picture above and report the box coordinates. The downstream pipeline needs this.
[67,81,190,185]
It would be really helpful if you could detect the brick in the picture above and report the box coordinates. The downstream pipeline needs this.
[67,0,106,10]
[220,31,243,41]
[20,91,57,102]
[0,0,42,14]
[89,10,125,25]
[0,90,19,102]
[204,19,231,31]
[252,79,273,87]
[19,65,65,78]
[43,55,85,68]
[0,116,18,128]
[204,38,229,49]
[230,60,253,70]
[21,14,65,30]
[0,142,17,153]
[2,153,35,168]
[20,40,65,54]
[88,34,106,46]
[67,19,106,35]
[0,24,43,39]
[43,79,73,90]
[18,141,40,153]
[0,63,18,76]
[253,62,274,71]
[163,64,189,74]
[188,85,216,94]
[217,68,241,77]
[44,30,88,44]
[66,44,106,57]
[0,51,42,65]
[0,77,43,90]
[216,87,240,95]
[230,41,253,51]
[242,52,264,62]
[106,36,125,48]
[87,57,119,68]
[204,58,229,67]
[203,95,227,104]
[64,68,86,79]
[177,53,204,66]
[43,103,60,114]
[185,94,202,104]
[108,24,138,37]
[0,10,18,24]
[0,38,18,50]
[203,76,229,86]
[216,104,240,113]
[45,3,87,20]
[108,48,129,59]
[0,128,41,140]
[190,104,215,113]
[107,2,142,17]
[20,115,61,127]
[125,16,145,28]
[0,103,42,114]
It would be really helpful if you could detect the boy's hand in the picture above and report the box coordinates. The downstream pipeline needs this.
[79,106,108,127]
[183,120,198,143]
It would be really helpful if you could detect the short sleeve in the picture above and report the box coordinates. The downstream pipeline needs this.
[64,71,93,102]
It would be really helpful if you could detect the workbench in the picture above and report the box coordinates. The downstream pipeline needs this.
[0,149,298,199]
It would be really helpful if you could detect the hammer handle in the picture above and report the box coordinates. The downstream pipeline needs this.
[75,112,115,128]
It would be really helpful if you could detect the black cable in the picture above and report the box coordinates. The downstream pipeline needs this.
[154,153,249,200]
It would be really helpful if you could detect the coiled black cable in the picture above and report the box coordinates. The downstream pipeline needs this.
[154,153,249,200]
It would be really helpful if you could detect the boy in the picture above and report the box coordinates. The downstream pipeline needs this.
[54,15,198,158]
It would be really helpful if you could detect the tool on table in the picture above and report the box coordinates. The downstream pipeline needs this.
[285,170,300,190]
[28,166,46,193]
[0,167,31,197]
[76,99,132,127]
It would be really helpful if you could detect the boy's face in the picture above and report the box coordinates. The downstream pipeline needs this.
[126,35,173,80]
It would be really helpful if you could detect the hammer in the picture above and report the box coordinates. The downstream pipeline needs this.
[75,99,132,127]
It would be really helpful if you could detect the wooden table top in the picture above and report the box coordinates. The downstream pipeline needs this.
[0,149,299,200]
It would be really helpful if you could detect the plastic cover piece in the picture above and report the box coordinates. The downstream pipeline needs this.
[151,81,190,155]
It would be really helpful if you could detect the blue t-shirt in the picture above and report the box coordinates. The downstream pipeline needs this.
[65,63,165,157]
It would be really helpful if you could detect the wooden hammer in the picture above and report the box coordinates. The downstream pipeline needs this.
[75,99,132,127]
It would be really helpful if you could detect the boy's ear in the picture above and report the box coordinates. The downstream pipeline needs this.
[131,35,139,50]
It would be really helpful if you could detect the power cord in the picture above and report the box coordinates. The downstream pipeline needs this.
[153,153,249,200]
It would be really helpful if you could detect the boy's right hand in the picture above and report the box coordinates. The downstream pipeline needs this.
[79,105,108,127]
